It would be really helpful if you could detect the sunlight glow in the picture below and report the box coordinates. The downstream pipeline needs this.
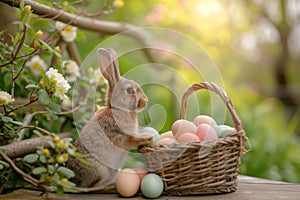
[194,0,222,18]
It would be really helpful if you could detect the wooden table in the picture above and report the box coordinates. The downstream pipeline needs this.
[1,176,299,200]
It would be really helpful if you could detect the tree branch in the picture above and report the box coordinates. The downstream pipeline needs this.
[1,0,155,62]
[0,151,50,192]
[2,132,71,159]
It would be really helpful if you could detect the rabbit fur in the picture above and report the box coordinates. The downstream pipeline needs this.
[67,48,153,188]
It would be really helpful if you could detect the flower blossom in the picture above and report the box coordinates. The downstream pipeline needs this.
[0,91,15,106]
[88,68,108,86]
[61,60,80,82]
[26,55,47,75]
[55,21,77,42]
[46,68,71,100]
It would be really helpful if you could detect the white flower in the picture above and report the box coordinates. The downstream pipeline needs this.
[88,68,108,86]
[55,21,77,42]
[61,60,80,82]
[62,97,72,109]
[46,68,71,100]
[26,55,47,75]
[0,91,15,106]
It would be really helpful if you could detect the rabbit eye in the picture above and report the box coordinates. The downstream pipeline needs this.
[126,87,135,94]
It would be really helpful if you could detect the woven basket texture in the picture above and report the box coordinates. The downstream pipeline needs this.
[138,82,247,195]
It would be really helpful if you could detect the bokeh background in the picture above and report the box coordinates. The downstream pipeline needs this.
[74,0,300,183]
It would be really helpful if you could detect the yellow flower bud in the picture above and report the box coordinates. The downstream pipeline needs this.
[36,30,43,37]
[56,154,65,164]
[53,136,60,143]
[60,178,68,185]
[56,140,65,148]
[112,0,124,9]
[64,142,70,148]
[42,148,50,157]
[54,46,61,52]
[62,153,69,162]
[63,1,69,7]
[24,5,32,13]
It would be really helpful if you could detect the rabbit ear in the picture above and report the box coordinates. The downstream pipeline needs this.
[98,48,120,85]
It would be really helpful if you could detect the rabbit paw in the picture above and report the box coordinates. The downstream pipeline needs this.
[129,133,153,147]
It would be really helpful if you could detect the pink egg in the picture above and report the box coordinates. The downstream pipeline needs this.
[196,124,218,141]
[133,168,148,182]
[177,132,200,143]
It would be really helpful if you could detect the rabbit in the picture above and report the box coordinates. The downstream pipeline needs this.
[67,48,153,188]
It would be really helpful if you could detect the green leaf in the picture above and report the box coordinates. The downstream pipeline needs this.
[24,154,39,163]
[77,157,93,167]
[48,141,55,149]
[25,84,39,89]
[57,166,75,178]
[48,165,55,174]
[33,130,43,137]
[46,107,58,120]
[38,89,50,105]
[39,155,46,164]
[0,115,13,123]
[57,184,64,196]
[47,100,61,113]
[32,167,47,175]
[10,120,24,126]
[39,39,53,53]
[0,160,9,168]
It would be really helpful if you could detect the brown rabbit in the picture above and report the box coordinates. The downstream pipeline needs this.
[67,48,153,188]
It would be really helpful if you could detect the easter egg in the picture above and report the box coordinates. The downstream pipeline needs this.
[160,131,174,139]
[141,173,164,199]
[133,168,148,182]
[193,115,217,126]
[177,132,200,143]
[196,124,218,141]
[155,138,177,146]
[116,168,140,197]
[139,126,160,146]
[172,119,197,138]
[212,125,235,138]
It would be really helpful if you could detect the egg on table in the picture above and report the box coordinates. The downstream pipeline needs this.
[116,168,140,197]
[141,173,164,199]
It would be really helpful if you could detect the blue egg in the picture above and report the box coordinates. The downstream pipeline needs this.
[141,173,164,198]
[139,127,160,146]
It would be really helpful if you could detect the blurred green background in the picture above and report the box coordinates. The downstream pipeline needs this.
[73,0,300,183]
[2,0,299,183]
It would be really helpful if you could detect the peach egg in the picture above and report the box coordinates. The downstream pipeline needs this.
[116,168,140,197]
[160,131,174,139]
[193,115,217,126]
[177,132,200,143]
[196,124,218,141]
[172,119,197,138]
[155,138,177,146]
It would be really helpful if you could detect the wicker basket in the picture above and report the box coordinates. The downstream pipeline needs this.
[138,82,248,195]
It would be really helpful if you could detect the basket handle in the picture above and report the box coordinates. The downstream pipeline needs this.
[180,82,243,132]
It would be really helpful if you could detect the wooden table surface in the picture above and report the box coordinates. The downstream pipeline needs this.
[1,176,299,200]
